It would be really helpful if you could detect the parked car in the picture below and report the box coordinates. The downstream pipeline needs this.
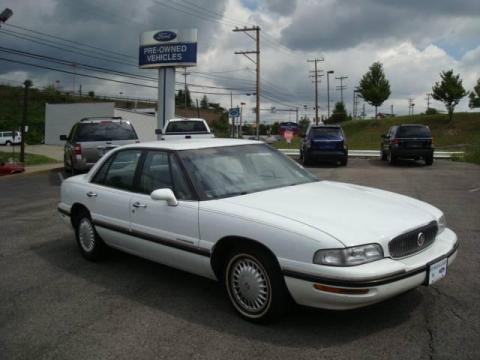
[0,160,24,175]
[60,117,139,174]
[381,124,434,165]
[0,131,21,146]
[58,139,457,323]
[300,125,348,166]
[159,118,214,140]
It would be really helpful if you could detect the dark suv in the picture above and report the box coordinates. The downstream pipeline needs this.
[60,117,139,174]
[300,125,348,166]
[381,124,434,165]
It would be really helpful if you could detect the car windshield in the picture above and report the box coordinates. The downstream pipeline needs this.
[178,144,318,200]
[166,121,208,133]
[76,121,137,141]
[311,127,343,139]
[397,126,431,138]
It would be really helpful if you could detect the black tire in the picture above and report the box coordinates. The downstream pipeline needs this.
[387,151,396,166]
[63,155,71,173]
[381,149,387,161]
[302,149,311,166]
[5,141,12,146]
[70,156,77,175]
[224,245,288,323]
[340,157,348,166]
[74,210,106,261]
[425,155,434,166]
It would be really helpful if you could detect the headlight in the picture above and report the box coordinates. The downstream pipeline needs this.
[438,215,447,233]
[313,244,384,266]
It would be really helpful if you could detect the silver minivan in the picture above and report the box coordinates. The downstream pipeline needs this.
[0,131,21,146]
[60,117,139,174]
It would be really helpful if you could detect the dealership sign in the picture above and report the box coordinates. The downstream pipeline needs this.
[139,29,197,68]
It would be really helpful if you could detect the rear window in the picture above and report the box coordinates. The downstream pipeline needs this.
[311,127,343,138]
[165,121,208,134]
[396,126,431,138]
[76,122,137,142]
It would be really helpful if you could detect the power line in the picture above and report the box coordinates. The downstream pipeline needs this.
[335,75,348,104]
[308,58,324,124]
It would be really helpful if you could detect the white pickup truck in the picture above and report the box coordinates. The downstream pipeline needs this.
[159,118,214,140]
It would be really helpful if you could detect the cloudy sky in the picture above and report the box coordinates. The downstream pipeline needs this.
[1,0,479,123]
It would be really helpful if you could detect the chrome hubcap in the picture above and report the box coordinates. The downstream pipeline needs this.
[78,218,95,252]
[230,256,270,314]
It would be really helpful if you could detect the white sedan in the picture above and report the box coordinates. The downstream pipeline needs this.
[58,139,458,323]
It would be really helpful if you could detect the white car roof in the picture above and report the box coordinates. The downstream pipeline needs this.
[123,138,262,151]
[167,118,206,122]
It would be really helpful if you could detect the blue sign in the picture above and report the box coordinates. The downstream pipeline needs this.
[139,43,197,67]
[229,107,240,118]
[153,31,177,42]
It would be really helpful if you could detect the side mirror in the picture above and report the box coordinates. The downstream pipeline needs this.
[150,188,178,206]
[155,128,163,135]
[59,134,67,141]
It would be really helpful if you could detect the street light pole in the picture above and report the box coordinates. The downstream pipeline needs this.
[327,70,334,118]
[20,80,32,164]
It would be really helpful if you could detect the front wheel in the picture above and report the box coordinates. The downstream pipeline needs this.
[302,149,311,166]
[380,149,387,161]
[425,155,434,166]
[387,152,396,165]
[74,211,106,261]
[5,141,12,146]
[224,248,288,323]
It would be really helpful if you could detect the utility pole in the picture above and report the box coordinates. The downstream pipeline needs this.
[196,98,200,117]
[327,70,334,118]
[353,89,360,119]
[71,63,76,95]
[408,97,414,116]
[233,26,260,139]
[295,107,299,123]
[308,58,324,125]
[362,103,366,120]
[335,75,348,104]
[20,80,32,164]
[183,68,191,109]
[425,93,432,112]
[391,104,394,116]
[230,91,234,138]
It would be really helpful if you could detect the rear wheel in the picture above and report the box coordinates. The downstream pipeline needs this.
[74,210,106,261]
[387,151,396,165]
[5,141,11,146]
[340,157,348,166]
[224,246,288,323]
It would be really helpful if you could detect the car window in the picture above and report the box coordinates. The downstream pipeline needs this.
[165,121,208,133]
[3,131,13,137]
[68,124,77,141]
[96,150,142,191]
[396,126,431,138]
[91,155,115,185]
[138,151,172,195]
[169,154,193,200]
[311,128,342,139]
[76,121,137,142]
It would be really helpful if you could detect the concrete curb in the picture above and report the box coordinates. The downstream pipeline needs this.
[279,149,464,159]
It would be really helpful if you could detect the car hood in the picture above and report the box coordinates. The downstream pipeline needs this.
[223,181,442,248]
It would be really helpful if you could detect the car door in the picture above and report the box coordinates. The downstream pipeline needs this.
[85,148,143,249]
[129,150,206,275]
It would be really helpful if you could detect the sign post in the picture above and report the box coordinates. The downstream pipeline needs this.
[139,29,197,139]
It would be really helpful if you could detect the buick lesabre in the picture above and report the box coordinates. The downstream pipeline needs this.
[58,139,458,322]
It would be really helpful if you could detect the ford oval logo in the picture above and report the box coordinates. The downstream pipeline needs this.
[153,31,177,42]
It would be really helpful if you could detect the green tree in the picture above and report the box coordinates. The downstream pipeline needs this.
[357,62,391,118]
[469,78,480,109]
[326,102,347,123]
[200,94,209,109]
[425,107,439,115]
[88,91,95,98]
[432,70,468,122]
[271,121,279,135]
[298,116,310,135]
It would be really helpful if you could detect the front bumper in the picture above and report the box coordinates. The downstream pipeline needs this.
[281,228,458,310]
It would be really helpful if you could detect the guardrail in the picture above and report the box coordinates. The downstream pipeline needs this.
[278,149,464,159]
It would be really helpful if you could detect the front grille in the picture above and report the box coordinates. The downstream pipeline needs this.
[388,221,437,258]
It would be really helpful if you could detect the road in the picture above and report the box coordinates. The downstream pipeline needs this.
[1,158,479,360]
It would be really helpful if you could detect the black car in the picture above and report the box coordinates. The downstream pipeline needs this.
[381,124,434,165]
[300,125,348,166]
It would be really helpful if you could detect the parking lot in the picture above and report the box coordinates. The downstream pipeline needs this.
[1,158,479,360]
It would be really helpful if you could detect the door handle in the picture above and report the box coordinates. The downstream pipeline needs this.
[86,191,97,198]
[132,201,147,208]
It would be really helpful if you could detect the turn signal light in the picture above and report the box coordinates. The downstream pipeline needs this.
[313,283,369,295]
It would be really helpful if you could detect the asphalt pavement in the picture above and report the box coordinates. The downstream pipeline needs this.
[0,158,479,360]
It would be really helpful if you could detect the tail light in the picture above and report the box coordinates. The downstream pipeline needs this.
[391,138,400,145]
[74,143,81,155]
